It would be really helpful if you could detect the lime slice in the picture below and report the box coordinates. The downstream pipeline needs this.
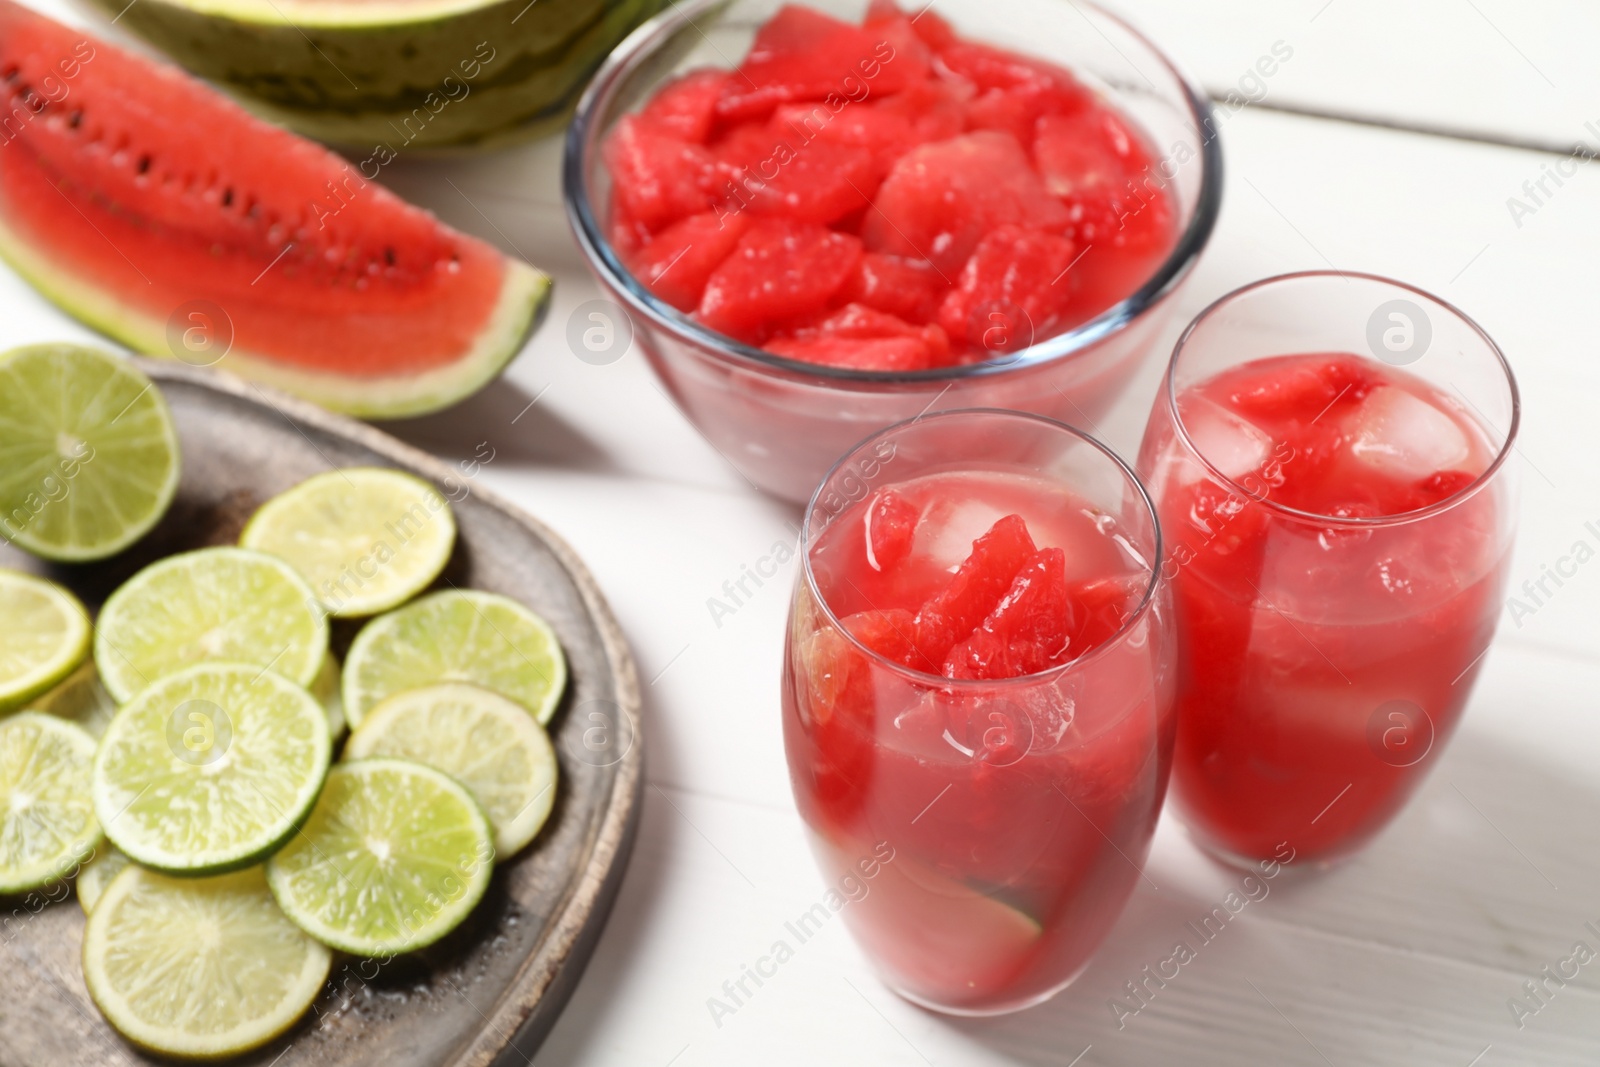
[0,344,180,561]
[83,865,332,1059]
[0,569,91,712]
[343,590,567,731]
[309,651,346,742]
[266,758,494,956]
[346,683,559,857]
[241,467,456,618]
[32,660,119,740]
[76,845,131,915]
[93,663,332,875]
[0,711,101,894]
[812,834,1043,1005]
[93,546,329,704]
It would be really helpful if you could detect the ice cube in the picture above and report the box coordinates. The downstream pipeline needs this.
[911,498,1011,572]
[1348,386,1469,481]
[1179,394,1274,480]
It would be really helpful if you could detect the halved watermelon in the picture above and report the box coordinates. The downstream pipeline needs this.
[0,1,549,418]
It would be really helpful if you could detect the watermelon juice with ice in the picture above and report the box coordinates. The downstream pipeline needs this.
[783,411,1173,1013]
[1139,350,1515,864]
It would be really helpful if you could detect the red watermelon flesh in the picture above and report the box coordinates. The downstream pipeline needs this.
[769,302,951,370]
[771,102,918,178]
[844,252,947,324]
[937,41,1088,99]
[640,69,730,143]
[716,5,927,123]
[912,513,1037,667]
[864,488,921,573]
[966,82,1089,149]
[627,211,753,312]
[902,6,959,51]
[0,0,547,417]
[871,78,970,144]
[1033,108,1149,199]
[863,131,1069,274]
[697,219,863,342]
[767,334,930,372]
[603,1,1180,372]
[808,303,951,364]
[937,225,1081,352]
[712,123,878,223]
[604,115,718,229]
[942,547,1071,680]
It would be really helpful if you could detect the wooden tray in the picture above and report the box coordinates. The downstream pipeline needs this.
[0,359,643,1066]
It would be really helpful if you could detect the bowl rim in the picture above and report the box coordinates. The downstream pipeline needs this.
[563,0,1224,390]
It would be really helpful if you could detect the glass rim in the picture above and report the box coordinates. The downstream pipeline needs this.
[800,407,1165,688]
[562,0,1224,390]
[1163,270,1522,530]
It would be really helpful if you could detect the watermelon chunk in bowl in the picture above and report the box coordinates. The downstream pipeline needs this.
[566,0,1220,502]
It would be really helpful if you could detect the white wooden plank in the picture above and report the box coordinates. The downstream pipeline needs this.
[1112,0,1600,153]
[433,465,804,809]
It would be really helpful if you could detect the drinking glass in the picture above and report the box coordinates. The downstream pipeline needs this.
[1136,272,1519,867]
[782,409,1174,1014]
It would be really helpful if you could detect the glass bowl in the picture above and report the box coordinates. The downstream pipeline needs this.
[564,0,1222,502]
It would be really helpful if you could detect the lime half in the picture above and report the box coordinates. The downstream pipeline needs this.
[76,845,131,915]
[346,683,559,857]
[83,865,332,1060]
[93,663,332,875]
[241,467,456,618]
[267,758,494,956]
[0,344,180,561]
[343,590,567,730]
[94,546,329,704]
[0,569,91,712]
[0,711,101,894]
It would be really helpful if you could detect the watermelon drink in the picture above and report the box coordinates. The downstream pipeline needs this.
[783,410,1174,1014]
[566,0,1220,500]
[1136,273,1519,866]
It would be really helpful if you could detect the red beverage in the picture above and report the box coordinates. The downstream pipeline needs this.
[1137,275,1519,866]
[783,411,1173,1014]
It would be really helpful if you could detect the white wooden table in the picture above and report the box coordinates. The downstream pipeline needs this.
[9,1,1600,1062]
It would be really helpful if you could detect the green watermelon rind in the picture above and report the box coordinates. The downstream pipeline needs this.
[0,212,551,420]
[97,0,669,150]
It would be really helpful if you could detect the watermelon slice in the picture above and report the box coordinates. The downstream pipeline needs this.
[0,1,549,418]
